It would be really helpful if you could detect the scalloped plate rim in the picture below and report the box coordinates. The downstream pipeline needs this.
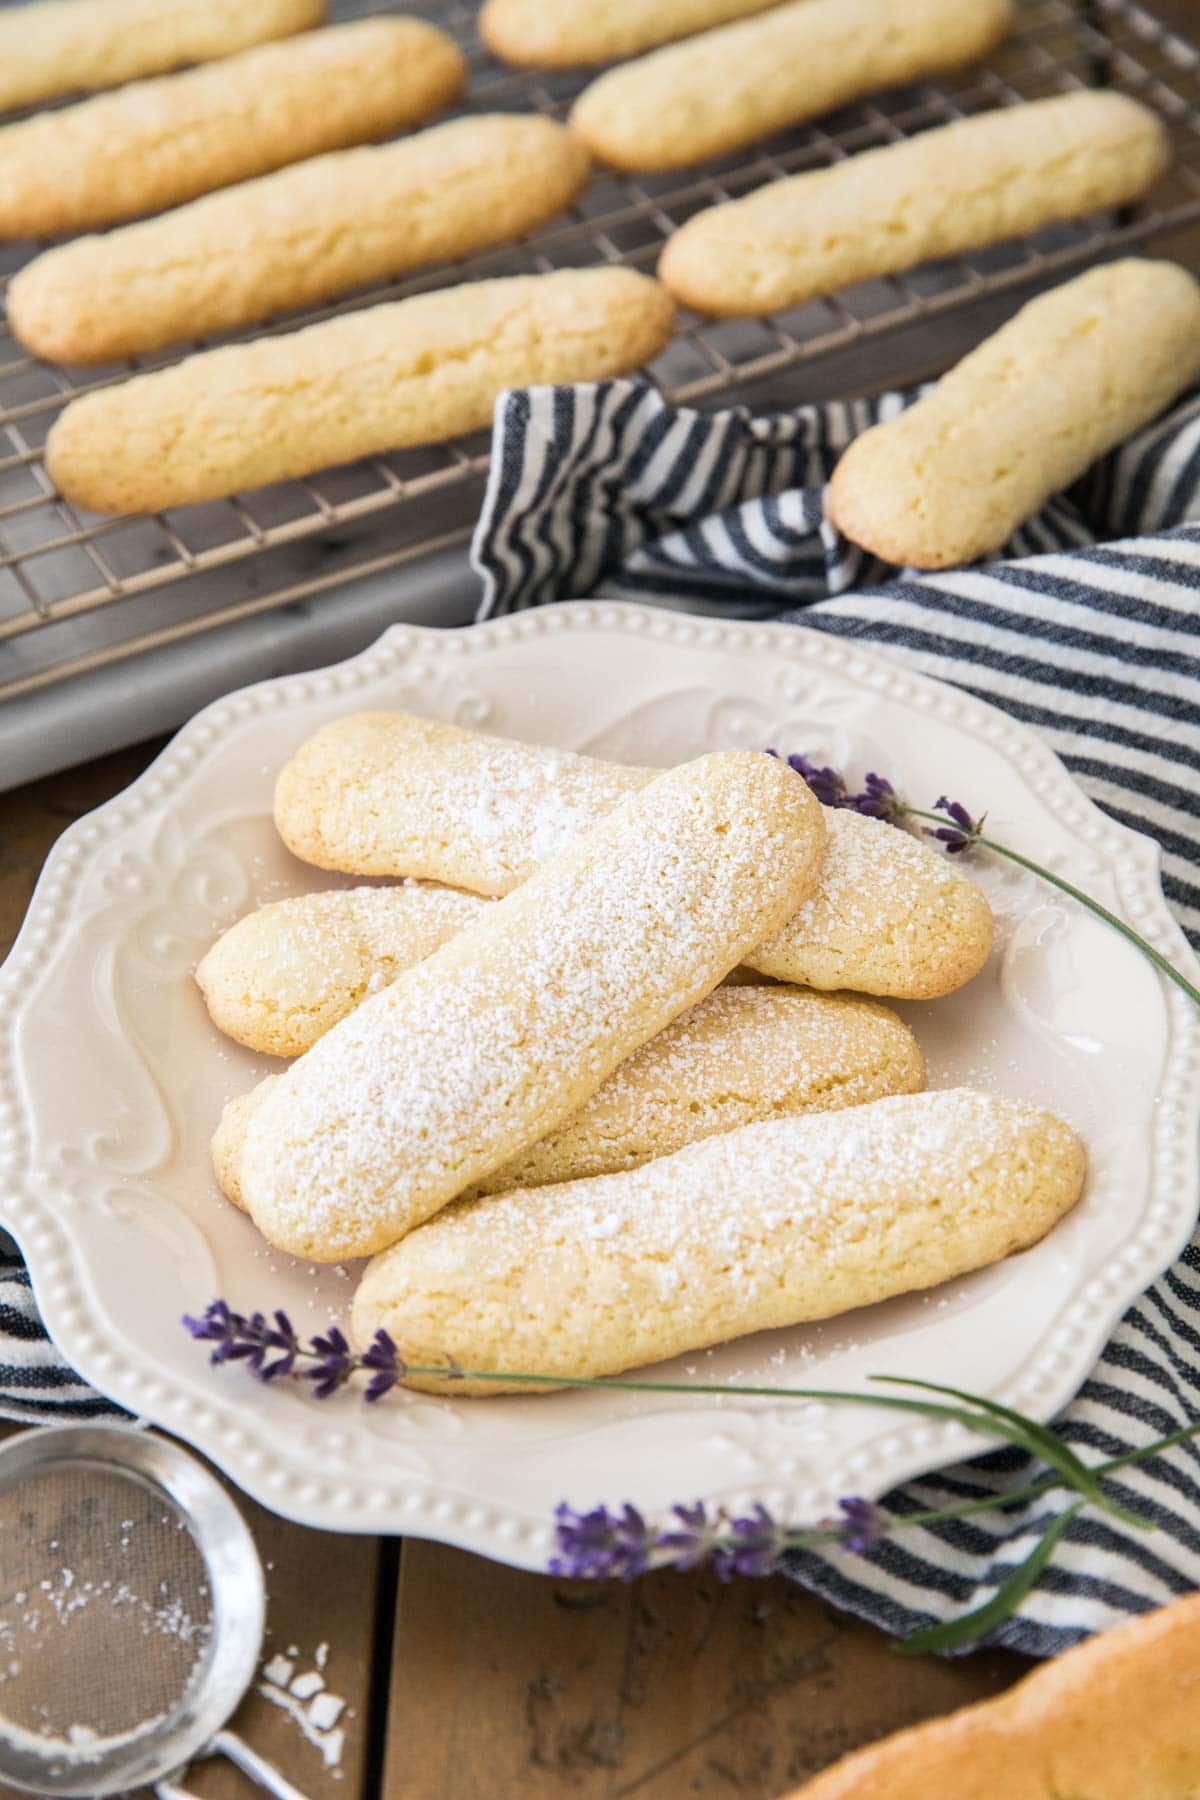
[2,599,1198,1569]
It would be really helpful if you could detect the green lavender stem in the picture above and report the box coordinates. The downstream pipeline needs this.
[370,1358,1185,1530]
[904,809,1200,1009]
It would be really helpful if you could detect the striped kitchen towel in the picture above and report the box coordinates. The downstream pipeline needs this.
[470,377,1200,1657]
[4,376,1200,1653]
[0,1231,122,1420]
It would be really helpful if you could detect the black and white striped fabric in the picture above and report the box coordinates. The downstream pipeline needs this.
[0,1231,122,1420]
[473,378,1200,1655]
[5,377,1200,1654]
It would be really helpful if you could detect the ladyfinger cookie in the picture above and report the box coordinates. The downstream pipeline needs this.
[211,987,925,1208]
[786,1590,1200,1800]
[197,882,488,1058]
[569,0,1014,173]
[10,116,591,365]
[274,713,993,1001]
[0,18,465,238]
[661,92,1168,317]
[0,0,324,114]
[829,258,1200,571]
[351,1089,1086,1392]
[45,269,675,515]
[480,0,780,68]
[238,752,825,1260]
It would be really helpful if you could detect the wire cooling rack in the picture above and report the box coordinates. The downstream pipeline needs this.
[1,0,1199,710]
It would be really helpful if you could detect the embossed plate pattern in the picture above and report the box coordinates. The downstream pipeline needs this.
[3,603,1199,1567]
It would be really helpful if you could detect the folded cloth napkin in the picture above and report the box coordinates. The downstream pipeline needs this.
[5,378,1200,1656]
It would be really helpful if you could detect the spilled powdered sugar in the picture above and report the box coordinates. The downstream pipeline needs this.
[258,1640,350,1775]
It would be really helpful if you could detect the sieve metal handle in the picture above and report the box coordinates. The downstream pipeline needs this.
[208,1728,316,1800]
[155,1731,316,1800]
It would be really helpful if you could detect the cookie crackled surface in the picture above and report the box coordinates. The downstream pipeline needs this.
[239,751,825,1260]
[352,1089,1087,1391]
[3,599,1193,1557]
[211,987,926,1207]
[273,712,993,1000]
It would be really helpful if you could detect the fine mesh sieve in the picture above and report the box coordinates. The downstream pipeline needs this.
[0,1424,312,1799]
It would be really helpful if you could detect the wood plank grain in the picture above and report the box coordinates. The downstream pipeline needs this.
[383,1545,1027,1798]
[180,1497,381,1800]
[0,740,168,955]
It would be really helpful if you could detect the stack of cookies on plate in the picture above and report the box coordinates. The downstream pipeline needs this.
[195,713,1087,1393]
[5,0,1200,561]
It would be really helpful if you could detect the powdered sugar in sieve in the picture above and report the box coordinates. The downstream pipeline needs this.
[0,1425,310,1800]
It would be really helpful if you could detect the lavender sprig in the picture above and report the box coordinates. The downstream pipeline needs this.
[185,1305,1200,1650]
[184,1304,407,1403]
[773,753,1200,1009]
[766,749,847,808]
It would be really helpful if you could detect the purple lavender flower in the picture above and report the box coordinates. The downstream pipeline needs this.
[550,1503,652,1581]
[711,1503,786,1580]
[361,1329,405,1402]
[766,748,847,809]
[655,1501,724,1571]
[828,1495,887,1555]
[183,1300,247,1360]
[254,1310,302,1382]
[927,796,985,855]
[304,1326,356,1399]
[182,1301,298,1379]
[847,771,907,823]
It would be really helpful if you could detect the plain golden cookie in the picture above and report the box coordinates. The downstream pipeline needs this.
[351,1089,1086,1391]
[0,18,464,238]
[197,882,489,1058]
[274,713,993,1001]
[660,92,1168,316]
[829,258,1200,570]
[480,0,780,67]
[785,1590,1200,1800]
[45,269,675,514]
[0,0,325,113]
[569,0,1014,172]
[238,752,826,1260]
[10,116,590,364]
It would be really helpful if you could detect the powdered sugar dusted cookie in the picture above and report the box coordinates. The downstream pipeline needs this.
[196,882,488,1057]
[211,1078,276,1213]
[274,712,646,891]
[274,713,993,1001]
[472,986,925,1195]
[238,752,826,1259]
[351,1089,1086,1391]
[211,986,924,1208]
[748,808,992,997]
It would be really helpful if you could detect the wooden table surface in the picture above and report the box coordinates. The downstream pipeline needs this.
[1,745,1031,1800]
[4,0,1199,1778]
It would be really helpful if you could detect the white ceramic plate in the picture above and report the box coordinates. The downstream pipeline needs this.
[4,603,1199,1570]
